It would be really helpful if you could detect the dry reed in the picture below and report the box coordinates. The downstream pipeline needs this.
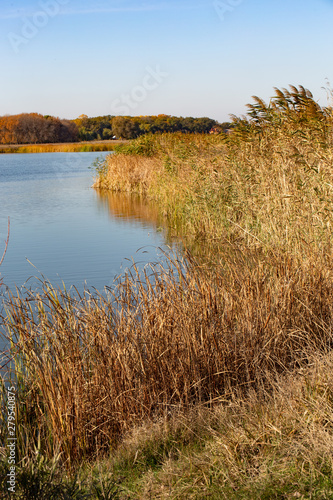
[1,86,333,490]
[95,88,333,260]
[1,247,333,468]
[135,351,333,498]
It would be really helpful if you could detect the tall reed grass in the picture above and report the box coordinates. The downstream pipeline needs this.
[1,86,333,494]
[1,247,333,470]
[130,351,333,498]
[95,86,333,261]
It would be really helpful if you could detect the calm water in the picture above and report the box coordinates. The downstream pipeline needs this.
[0,152,168,295]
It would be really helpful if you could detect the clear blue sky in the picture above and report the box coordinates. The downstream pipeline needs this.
[0,0,332,122]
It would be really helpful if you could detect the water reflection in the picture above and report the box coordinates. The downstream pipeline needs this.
[0,152,168,295]
[92,189,244,270]
[94,189,161,227]
[93,189,218,263]
[0,152,178,364]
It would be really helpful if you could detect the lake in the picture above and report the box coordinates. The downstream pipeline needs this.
[0,151,169,296]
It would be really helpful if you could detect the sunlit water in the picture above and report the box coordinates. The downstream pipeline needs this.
[0,152,171,355]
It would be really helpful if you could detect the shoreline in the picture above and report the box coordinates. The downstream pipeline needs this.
[0,139,128,154]
[2,86,333,497]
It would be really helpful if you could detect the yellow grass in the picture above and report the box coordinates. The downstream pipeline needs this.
[118,351,333,498]
[95,128,333,260]
[1,248,333,470]
[0,140,127,154]
[1,87,333,496]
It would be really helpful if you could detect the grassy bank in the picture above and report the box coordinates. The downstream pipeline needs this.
[2,351,333,498]
[2,86,333,498]
[95,101,333,259]
[0,140,127,154]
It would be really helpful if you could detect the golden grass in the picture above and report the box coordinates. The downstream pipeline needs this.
[1,87,333,494]
[0,140,126,154]
[125,351,333,498]
[1,247,333,470]
[93,154,162,194]
[94,104,333,259]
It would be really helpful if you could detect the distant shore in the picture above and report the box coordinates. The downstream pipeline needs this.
[0,139,128,154]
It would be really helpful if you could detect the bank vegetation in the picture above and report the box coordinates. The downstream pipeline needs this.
[1,85,333,498]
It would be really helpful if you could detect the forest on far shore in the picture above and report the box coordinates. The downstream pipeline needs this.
[0,113,231,144]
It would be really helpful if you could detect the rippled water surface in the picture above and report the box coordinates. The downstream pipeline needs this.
[0,152,167,294]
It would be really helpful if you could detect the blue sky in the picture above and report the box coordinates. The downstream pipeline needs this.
[0,0,332,121]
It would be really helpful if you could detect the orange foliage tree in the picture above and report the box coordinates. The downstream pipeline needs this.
[0,114,78,144]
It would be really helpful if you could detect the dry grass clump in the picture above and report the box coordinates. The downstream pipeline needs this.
[93,154,162,194]
[133,352,333,499]
[95,86,333,259]
[112,131,333,255]
[0,218,9,291]
[1,247,333,469]
[2,86,333,494]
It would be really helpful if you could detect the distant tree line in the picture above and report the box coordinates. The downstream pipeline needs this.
[73,114,231,140]
[0,113,231,144]
[0,113,78,144]
[72,115,114,141]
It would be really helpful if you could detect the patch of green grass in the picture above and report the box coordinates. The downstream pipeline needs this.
[114,134,159,157]
[0,452,122,499]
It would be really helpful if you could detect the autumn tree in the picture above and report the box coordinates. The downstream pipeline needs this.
[0,114,78,144]
[73,115,113,141]
[0,113,223,144]
[111,116,141,139]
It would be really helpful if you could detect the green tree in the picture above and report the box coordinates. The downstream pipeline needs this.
[111,116,141,139]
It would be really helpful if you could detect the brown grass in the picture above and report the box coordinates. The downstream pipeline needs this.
[94,190,162,228]
[1,247,333,469]
[93,154,162,194]
[94,112,333,259]
[128,351,333,499]
[1,87,333,494]
[0,140,126,154]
